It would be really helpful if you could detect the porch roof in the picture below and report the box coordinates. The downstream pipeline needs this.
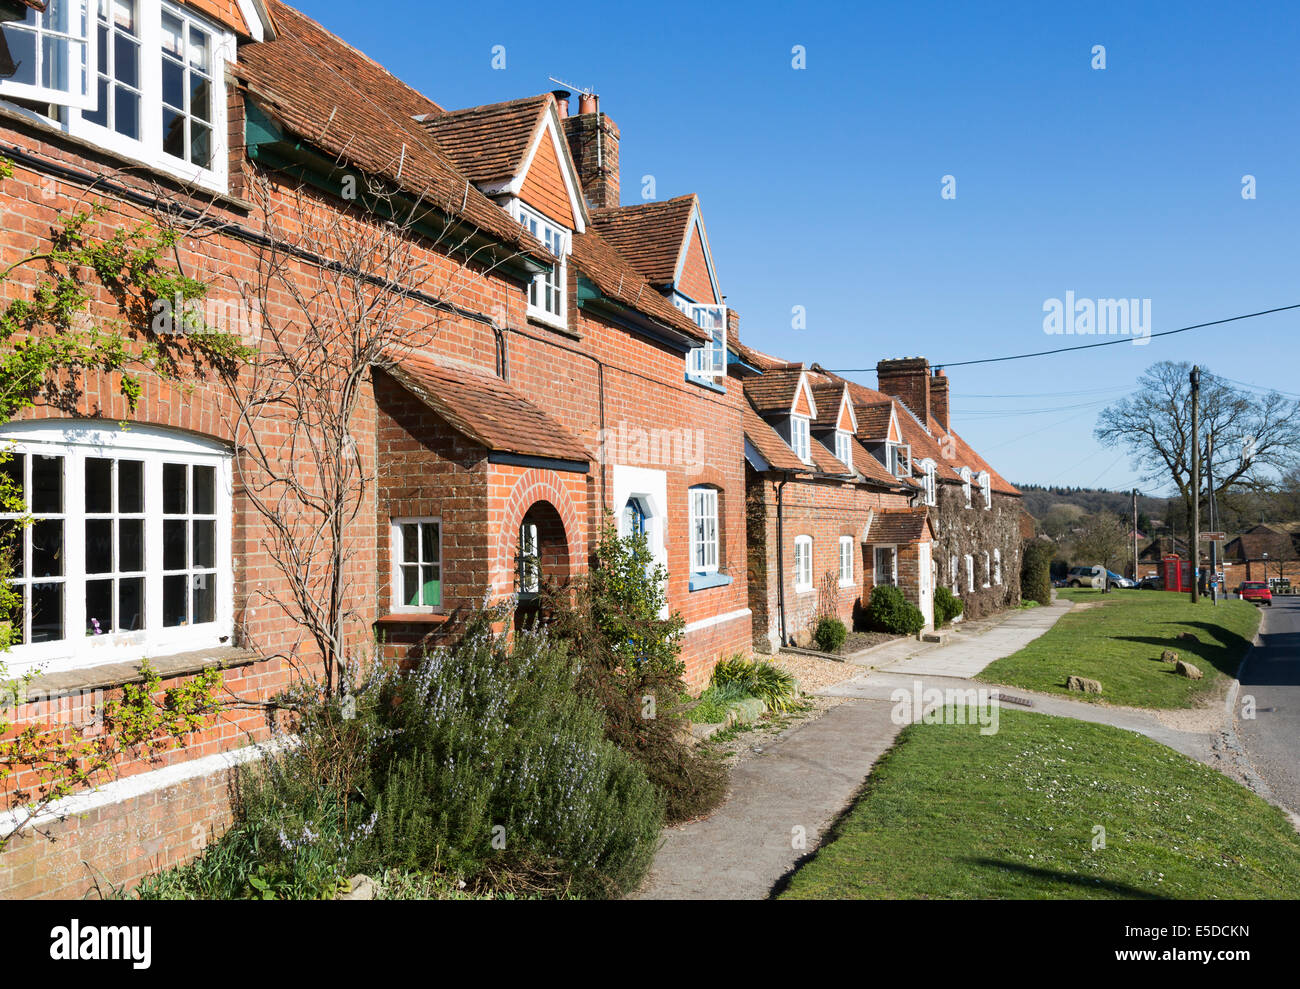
[382,354,592,466]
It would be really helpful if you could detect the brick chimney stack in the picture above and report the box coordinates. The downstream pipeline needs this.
[562,95,620,209]
[876,357,931,425]
[930,368,950,432]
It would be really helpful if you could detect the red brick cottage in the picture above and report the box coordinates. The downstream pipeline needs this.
[741,345,1022,649]
[0,0,751,895]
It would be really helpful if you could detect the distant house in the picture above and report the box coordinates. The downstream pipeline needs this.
[1223,523,1300,583]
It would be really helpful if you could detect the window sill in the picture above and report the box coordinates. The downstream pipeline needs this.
[375,612,451,625]
[526,311,581,340]
[18,645,259,700]
[684,373,726,394]
[0,100,242,205]
[793,585,814,595]
[688,572,733,592]
[838,579,857,589]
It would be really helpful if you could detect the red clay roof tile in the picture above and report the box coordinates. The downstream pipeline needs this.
[383,353,591,465]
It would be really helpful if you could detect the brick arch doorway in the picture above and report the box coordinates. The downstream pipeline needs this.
[514,499,572,631]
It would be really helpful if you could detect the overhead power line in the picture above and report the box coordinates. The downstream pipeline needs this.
[823,304,1300,372]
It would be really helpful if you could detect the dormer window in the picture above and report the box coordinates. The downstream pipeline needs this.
[834,429,852,468]
[978,470,992,509]
[961,467,973,508]
[682,301,727,379]
[789,415,810,463]
[918,458,937,506]
[1,1,233,192]
[884,441,911,478]
[517,203,568,327]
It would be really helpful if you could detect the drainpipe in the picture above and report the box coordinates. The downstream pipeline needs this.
[775,472,789,648]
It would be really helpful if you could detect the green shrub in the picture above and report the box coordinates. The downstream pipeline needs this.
[138,607,664,900]
[1021,540,1052,606]
[812,616,847,653]
[933,586,964,626]
[866,584,925,636]
[546,520,727,824]
[710,655,799,713]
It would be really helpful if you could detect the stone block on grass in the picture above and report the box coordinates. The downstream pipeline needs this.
[1066,675,1103,694]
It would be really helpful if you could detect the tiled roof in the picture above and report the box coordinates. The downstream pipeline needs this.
[1223,527,1298,562]
[568,229,710,343]
[235,5,543,257]
[383,353,591,465]
[18,1,47,9]
[743,401,805,472]
[743,366,808,414]
[854,401,894,441]
[236,6,705,345]
[815,367,1019,497]
[849,435,905,487]
[809,382,849,429]
[868,508,934,544]
[590,195,696,286]
[420,95,549,185]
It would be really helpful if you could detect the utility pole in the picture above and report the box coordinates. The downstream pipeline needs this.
[1206,433,1217,604]
[1190,365,1201,604]
[1132,488,1139,582]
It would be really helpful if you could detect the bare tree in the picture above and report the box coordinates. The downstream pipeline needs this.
[206,171,525,697]
[1073,511,1129,592]
[1095,361,1300,540]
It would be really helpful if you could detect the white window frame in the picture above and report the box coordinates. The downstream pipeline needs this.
[961,467,973,508]
[688,485,718,574]
[0,420,232,675]
[515,202,569,329]
[834,429,852,469]
[838,535,854,586]
[2,1,235,193]
[993,548,1002,586]
[874,545,898,587]
[0,0,97,110]
[979,470,992,509]
[982,550,991,588]
[951,553,959,594]
[517,520,540,596]
[790,415,810,463]
[965,554,975,593]
[793,534,813,593]
[918,458,937,506]
[682,301,727,379]
[389,516,442,613]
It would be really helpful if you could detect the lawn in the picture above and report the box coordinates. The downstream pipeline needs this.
[975,588,1261,708]
[779,709,1300,899]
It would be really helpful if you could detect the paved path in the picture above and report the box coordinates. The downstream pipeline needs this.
[1236,598,1300,814]
[876,600,1073,678]
[633,698,903,899]
[636,603,1072,899]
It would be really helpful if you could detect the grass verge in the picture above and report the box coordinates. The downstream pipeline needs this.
[975,588,1260,708]
[779,709,1300,899]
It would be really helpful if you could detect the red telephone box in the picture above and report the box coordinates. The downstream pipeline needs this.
[1162,554,1192,592]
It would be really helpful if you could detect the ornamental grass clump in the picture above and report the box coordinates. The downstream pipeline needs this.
[710,655,799,713]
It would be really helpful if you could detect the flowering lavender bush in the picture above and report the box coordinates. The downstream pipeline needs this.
[136,605,663,899]
[362,606,664,896]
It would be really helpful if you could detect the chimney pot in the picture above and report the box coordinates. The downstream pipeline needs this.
[551,89,571,118]
[579,92,599,115]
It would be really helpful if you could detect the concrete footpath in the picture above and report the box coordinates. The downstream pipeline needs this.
[634,602,1072,899]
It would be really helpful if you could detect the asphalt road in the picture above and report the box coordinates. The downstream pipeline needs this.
[1237,596,1300,815]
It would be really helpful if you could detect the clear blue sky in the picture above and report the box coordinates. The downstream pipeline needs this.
[295,0,1300,496]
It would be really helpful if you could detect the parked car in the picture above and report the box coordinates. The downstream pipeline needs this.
[1237,581,1273,606]
[1066,566,1132,590]
[1138,575,1165,590]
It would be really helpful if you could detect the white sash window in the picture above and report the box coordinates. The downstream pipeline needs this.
[0,421,232,674]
